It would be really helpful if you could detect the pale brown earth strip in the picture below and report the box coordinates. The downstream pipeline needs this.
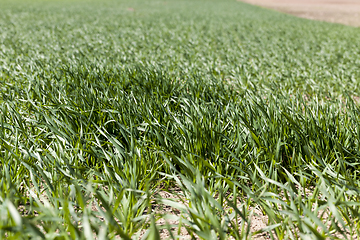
[239,0,360,27]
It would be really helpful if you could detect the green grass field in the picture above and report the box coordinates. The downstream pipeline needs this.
[1,0,360,239]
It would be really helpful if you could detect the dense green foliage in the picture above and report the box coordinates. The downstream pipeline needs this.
[1,0,360,239]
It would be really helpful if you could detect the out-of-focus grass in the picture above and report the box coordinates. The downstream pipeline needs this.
[1,0,360,239]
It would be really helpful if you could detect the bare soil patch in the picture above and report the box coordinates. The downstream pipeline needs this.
[239,0,360,26]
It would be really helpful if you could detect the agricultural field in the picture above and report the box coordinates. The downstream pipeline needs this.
[1,0,360,239]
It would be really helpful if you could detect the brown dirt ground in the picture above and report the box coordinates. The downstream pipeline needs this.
[239,0,360,27]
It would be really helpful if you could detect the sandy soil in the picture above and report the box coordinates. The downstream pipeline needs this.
[239,0,360,26]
